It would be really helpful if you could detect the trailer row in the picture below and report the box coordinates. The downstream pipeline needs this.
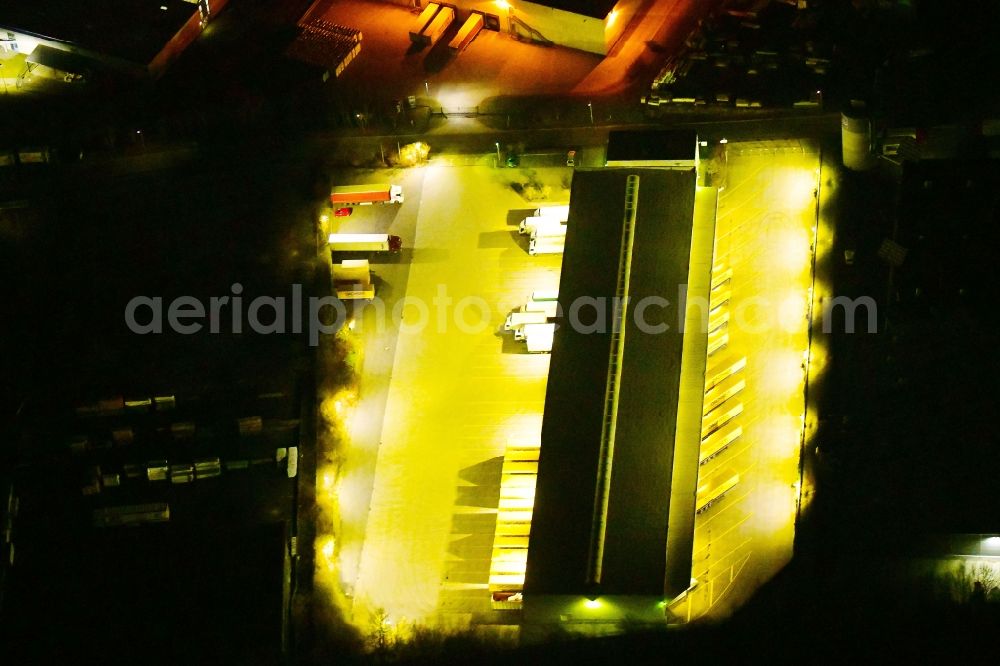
[504,291,561,353]
[489,439,540,602]
[693,263,746,514]
[409,4,457,49]
[409,4,484,52]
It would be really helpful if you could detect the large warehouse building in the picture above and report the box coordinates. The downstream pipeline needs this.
[486,131,820,629]
[516,164,721,626]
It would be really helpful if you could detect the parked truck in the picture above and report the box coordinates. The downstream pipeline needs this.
[521,323,555,352]
[519,215,566,236]
[518,204,569,234]
[528,236,565,256]
[514,320,554,342]
[331,184,404,206]
[531,221,567,239]
[333,260,375,300]
[505,310,550,332]
[328,233,402,253]
[523,300,558,317]
[530,289,559,302]
[523,218,568,240]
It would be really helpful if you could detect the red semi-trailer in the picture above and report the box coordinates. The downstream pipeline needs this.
[330,184,404,205]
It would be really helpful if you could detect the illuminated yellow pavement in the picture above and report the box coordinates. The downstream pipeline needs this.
[676,142,822,620]
[350,166,563,627]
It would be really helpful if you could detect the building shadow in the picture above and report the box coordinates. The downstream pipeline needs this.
[477,230,516,249]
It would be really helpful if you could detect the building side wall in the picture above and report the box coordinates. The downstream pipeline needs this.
[2,28,146,77]
[603,0,646,53]
[3,0,208,80]
[515,0,607,54]
[148,9,203,78]
[663,185,718,597]
[1,30,43,56]
[523,593,666,628]
[388,1,610,54]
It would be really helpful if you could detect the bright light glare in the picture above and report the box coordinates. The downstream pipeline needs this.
[317,535,337,574]
[760,351,803,395]
[584,598,601,609]
[773,169,816,210]
[812,276,832,305]
[495,0,511,8]
[813,219,833,262]
[778,293,809,332]
[753,482,797,535]
[398,141,431,167]
[809,333,828,368]
[758,415,802,465]
[320,389,357,431]
[776,229,811,273]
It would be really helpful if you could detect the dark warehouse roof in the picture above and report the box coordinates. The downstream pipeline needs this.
[606,130,699,163]
[524,168,697,597]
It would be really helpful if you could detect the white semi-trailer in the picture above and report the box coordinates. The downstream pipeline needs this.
[530,290,559,302]
[523,300,558,317]
[333,259,374,300]
[528,237,565,255]
[505,310,549,332]
[520,216,567,236]
[535,204,570,219]
[328,233,402,252]
[530,222,567,242]
[521,323,555,353]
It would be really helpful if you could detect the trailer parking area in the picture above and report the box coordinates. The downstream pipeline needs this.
[338,165,568,627]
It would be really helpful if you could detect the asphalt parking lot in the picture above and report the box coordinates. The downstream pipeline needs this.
[335,163,570,626]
